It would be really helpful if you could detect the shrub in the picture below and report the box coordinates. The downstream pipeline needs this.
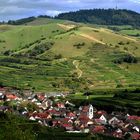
[54,54,62,59]
[25,42,54,57]
[73,42,85,49]
[118,41,125,45]
[3,50,13,56]
[114,54,138,64]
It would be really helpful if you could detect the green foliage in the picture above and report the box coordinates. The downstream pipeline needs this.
[0,18,140,91]
[0,81,4,87]
[28,42,54,56]
[118,41,125,45]
[73,42,85,49]
[0,57,21,63]
[8,17,36,25]
[3,50,13,56]
[17,42,54,57]
[114,54,138,64]
[0,112,36,140]
[114,91,140,101]
[0,40,6,43]
[54,54,62,59]
[56,9,140,27]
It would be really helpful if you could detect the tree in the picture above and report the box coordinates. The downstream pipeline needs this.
[0,81,4,87]
[56,9,140,27]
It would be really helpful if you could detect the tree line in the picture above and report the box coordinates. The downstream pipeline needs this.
[56,9,140,27]
[1,9,140,27]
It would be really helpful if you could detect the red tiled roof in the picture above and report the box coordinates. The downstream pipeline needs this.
[97,111,107,115]
[57,103,65,108]
[113,132,123,138]
[6,94,18,100]
[79,115,89,120]
[128,116,140,121]
[62,123,73,128]
[67,112,76,117]
[37,95,45,101]
[0,87,5,91]
[79,115,90,124]
[95,119,102,123]
[82,106,89,112]
[93,126,106,133]
[32,113,50,119]
[47,109,61,115]
[131,133,140,140]
[47,109,57,114]
[63,118,71,122]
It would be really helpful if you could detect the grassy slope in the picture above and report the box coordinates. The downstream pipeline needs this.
[0,18,140,91]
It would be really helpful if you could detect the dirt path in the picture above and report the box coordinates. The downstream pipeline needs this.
[73,60,83,78]
[57,23,75,30]
[78,33,105,44]
[123,36,137,42]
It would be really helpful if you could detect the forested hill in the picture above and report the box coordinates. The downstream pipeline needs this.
[56,9,140,26]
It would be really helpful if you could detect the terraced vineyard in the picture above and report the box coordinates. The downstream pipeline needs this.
[0,18,140,91]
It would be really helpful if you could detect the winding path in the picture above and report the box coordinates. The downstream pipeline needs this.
[73,60,83,78]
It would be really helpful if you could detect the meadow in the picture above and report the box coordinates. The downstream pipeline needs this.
[0,18,140,92]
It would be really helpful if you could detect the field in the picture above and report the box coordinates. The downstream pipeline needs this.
[68,89,140,114]
[0,18,140,91]
[108,25,140,38]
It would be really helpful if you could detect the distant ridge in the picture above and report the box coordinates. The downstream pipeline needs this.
[1,9,140,27]
[56,9,140,27]
[0,15,52,25]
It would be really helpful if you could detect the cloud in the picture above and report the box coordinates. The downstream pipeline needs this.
[0,0,140,21]
[129,0,140,3]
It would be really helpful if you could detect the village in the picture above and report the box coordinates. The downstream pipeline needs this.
[0,87,140,140]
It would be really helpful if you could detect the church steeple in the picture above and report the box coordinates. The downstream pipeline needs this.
[88,104,94,119]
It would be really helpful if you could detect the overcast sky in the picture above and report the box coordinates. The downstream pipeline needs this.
[0,0,140,21]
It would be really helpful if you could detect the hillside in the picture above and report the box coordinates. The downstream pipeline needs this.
[56,9,140,27]
[0,18,140,91]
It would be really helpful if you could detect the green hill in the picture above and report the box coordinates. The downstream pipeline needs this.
[0,18,140,91]
[56,9,140,27]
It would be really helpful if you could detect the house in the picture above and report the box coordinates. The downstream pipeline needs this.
[29,112,52,120]
[79,114,91,126]
[113,129,123,138]
[0,92,6,100]
[83,128,90,133]
[87,120,94,125]
[97,110,107,115]
[109,117,120,125]
[80,105,94,119]
[127,116,140,121]
[74,119,80,125]
[63,118,73,124]
[29,116,36,121]
[6,94,18,101]
[37,95,45,102]
[133,126,140,133]
[45,100,53,108]
[0,87,6,93]
[66,112,76,119]
[131,132,140,140]
[65,101,75,107]
[95,114,107,125]
[57,102,65,109]
[61,123,73,131]
[92,126,106,134]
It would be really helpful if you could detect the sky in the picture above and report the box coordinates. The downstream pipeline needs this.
[0,0,140,21]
